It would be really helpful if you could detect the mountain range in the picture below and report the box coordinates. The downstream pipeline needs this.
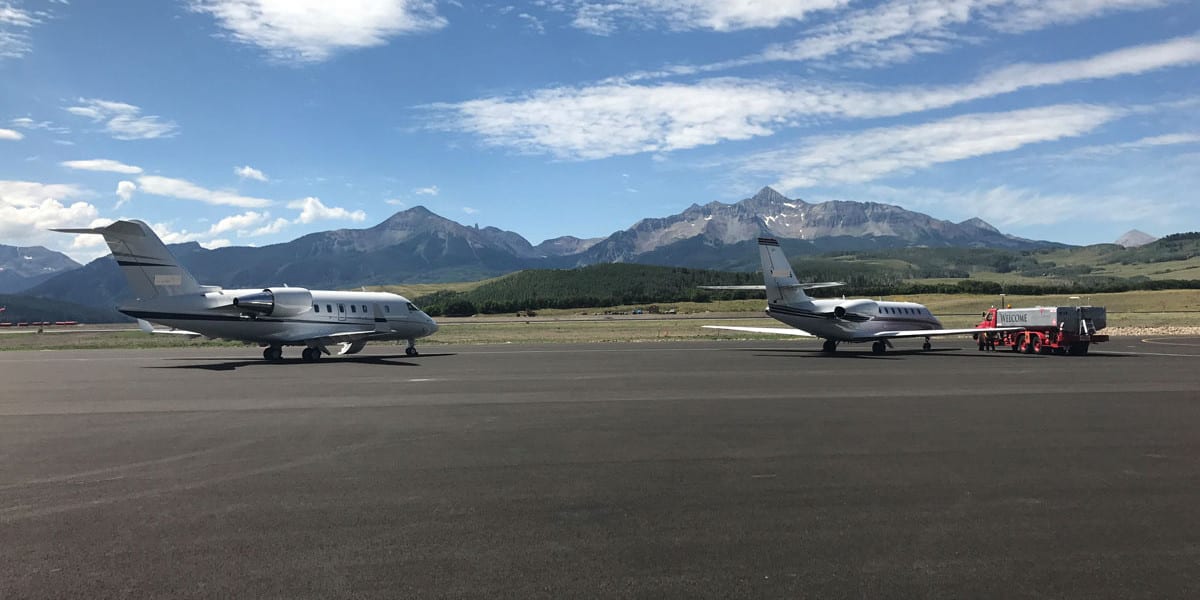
[0,245,81,293]
[21,187,1063,312]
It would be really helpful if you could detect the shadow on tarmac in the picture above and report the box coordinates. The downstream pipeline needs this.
[149,353,456,371]
[739,347,1130,360]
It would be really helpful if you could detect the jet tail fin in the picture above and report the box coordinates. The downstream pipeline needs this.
[52,220,202,300]
[757,237,811,305]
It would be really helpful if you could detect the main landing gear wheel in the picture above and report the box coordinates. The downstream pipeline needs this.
[871,341,886,354]
[302,347,321,362]
[262,346,283,361]
[821,339,837,353]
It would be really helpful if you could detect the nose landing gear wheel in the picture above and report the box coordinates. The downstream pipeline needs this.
[405,346,419,357]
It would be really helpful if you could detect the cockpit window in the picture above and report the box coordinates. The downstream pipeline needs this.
[406,302,420,313]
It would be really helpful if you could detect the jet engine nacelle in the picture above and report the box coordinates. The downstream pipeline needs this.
[232,287,313,317]
[833,299,878,321]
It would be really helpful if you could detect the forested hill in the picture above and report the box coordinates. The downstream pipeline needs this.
[414,264,761,316]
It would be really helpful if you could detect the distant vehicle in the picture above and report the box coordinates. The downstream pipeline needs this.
[53,220,438,362]
[701,237,1020,354]
[975,306,1108,355]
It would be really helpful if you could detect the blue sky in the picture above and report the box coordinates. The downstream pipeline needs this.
[2,0,1198,263]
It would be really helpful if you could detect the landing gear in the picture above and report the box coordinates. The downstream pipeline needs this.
[821,339,837,353]
[405,339,419,357]
[922,337,932,352]
[262,345,283,361]
[871,341,886,355]
[301,347,322,362]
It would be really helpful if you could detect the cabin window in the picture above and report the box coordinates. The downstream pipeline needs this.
[338,304,345,313]
[384,305,390,313]
[313,304,319,313]
[362,305,368,313]
[351,305,357,313]
[327,304,333,313]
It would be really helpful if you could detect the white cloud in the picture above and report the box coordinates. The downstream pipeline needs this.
[137,175,273,207]
[462,206,478,215]
[250,217,290,236]
[64,98,179,140]
[209,210,270,235]
[865,183,1176,228]
[1058,132,1200,159]
[385,198,406,206]
[147,222,232,250]
[188,0,447,63]
[61,158,144,174]
[0,2,38,59]
[115,180,136,208]
[234,164,268,181]
[287,196,367,223]
[436,35,1200,160]
[566,0,849,34]
[10,117,70,134]
[0,181,102,256]
[738,104,1120,189]
[413,185,439,196]
[0,128,22,140]
[616,0,1177,80]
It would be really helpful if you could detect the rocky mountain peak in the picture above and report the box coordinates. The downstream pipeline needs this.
[959,217,1001,234]
[1115,229,1156,248]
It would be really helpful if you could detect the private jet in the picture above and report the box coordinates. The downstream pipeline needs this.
[702,237,1018,354]
[54,220,438,361]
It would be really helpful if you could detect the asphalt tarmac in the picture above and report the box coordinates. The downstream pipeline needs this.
[2,337,1200,599]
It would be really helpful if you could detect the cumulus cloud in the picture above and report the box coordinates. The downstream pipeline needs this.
[287,196,367,223]
[61,158,144,174]
[462,206,478,215]
[250,217,290,236]
[137,175,272,207]
[435,35,1200,160]
[413,185,439,196]
[0,128,22,140]
[234,164,268,181]
[0,180,102,256]
[115,180,136,207]
[208,210,270,235]
[64,98,179,140]
[738,104,1120,189]
[188,0,447,63]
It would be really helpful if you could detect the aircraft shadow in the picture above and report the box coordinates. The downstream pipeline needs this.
[740,347,1129,360]
[150,352,456,372]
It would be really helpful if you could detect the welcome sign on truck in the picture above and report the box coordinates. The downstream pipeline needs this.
[977,306,1108,355]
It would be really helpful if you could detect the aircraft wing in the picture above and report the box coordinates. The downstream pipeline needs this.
[699,281,844,291]
[871,326,1025,339]
[703,325,815,337]
[137,319,202,337]
[278,329,377,345]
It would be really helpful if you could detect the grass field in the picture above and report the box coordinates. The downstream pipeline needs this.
[2,289,1197,351]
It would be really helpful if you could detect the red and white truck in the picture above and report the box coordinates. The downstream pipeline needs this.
[975,306,1109,355]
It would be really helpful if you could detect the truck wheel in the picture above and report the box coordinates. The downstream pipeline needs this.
[1024,337,1036,354]
[1012,335,1023,352]
[1075,342,1090,356]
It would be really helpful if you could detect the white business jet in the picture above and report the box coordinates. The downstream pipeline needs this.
[54,220,438,361]
[703,237,1017,354]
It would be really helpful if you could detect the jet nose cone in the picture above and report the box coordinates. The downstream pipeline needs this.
[427,320,439,335]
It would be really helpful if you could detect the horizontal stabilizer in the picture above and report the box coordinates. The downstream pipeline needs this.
[137,319,201,337]
[703,325,815,337]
